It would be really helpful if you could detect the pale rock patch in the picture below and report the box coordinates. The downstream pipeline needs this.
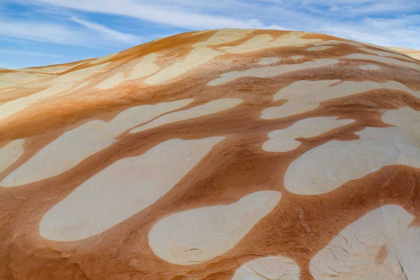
[145,48,221,85]
[144,29,252,85]
[130,98,243,134]
[148,191,281,265]
[263,117,354,153]
[0,81,15,88]
[96,54,159,89]
[128,53,160,79]
[284,107,420,195]
[261,80,419,120]
[310,205,420,279]
[96,73,125,90]
[0,139,25,173]
[232,255,300,280]
[207,59,338,86]
[257,57,282,65]
[1,99,193,187]
[0,83,75,121]
[223,32,322,54]
[40,137,224,241]
[307,46,331,51]
[193,29,254,48]
[0,71,40,85]
[291,55,305,60]
[359,64,381,70]
[313,40,362,47]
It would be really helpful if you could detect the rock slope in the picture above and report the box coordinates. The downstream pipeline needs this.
[0,29,419,280]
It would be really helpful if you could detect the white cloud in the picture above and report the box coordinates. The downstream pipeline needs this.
[0,49,63,57]
[70,16,141,43]
[0,18,85,45]
[35,0,269,29]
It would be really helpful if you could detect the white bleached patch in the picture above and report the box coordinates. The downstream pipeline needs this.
[261,80,419,120]
[307,46,331,51]
[40,137,224,241]
[359,64,381,70]
[0,71,40,85]
[130,98,242,134]
[0,84,75,121]
[95,73,125,89]
[223,32,322,54]
[145,48,221,85]
[346,54,420,71]
[0,139,25,173]
[310,205,420,279]
[148,191,281,265]
[128,53,159,79]
[284,107,420,195]
[193,29,254,48]
[144,29,252,86]
[96,53,159,89]
[313,40,362,47]
[207,59,338,86]
[52,63,109,83]
[257,57,281,65]
[232,255,300,280]
[291,55,305,60]
[1,99,193,187]
[263,117,354,153]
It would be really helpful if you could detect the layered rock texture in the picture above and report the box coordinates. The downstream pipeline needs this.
[0,29,419,280]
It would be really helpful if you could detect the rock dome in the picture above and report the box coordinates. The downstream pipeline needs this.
[0,29,419,279]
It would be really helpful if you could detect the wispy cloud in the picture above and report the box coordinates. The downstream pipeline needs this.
[70,16,141,43]
[35,0,277,30]
[0,18,87,45]
[28,0,419,48]
[0,49,64,57]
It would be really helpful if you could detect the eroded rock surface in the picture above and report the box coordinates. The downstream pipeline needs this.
[0,29,419,280]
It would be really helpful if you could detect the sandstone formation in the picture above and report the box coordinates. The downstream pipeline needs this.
[0,29,419,280]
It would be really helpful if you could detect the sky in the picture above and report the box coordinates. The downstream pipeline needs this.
[0,0,419,69]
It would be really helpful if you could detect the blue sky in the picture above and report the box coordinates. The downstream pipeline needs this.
[0,0,419,69]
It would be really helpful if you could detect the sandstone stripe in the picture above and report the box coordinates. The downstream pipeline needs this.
[261,80,419,120]
[207,59,338,86]
[40,137,225,241]
[0,139,25,173]
[130,98,242,134]
[1,99,193,187]
[0,63,110,121]
[222,32,322,54]
[346,53,420,71]
[148,191,281,265]
[96,54,159,89]
[263,117,354,153]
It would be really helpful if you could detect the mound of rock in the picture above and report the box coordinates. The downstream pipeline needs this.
[0,29,419,280]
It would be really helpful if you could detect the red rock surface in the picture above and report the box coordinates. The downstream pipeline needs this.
[0,29,419,280]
